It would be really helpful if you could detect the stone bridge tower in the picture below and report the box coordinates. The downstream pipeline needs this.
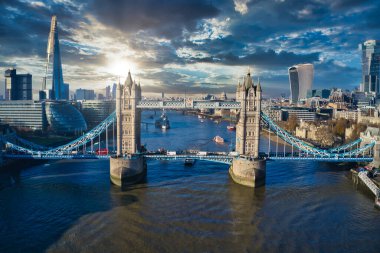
[116,71,142,155]
[235,71,262,158]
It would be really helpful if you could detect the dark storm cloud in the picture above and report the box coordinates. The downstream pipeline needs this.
[88,0,220,38]
[1,0,380,95]
[0,0,84,58]
[314,60,361,88]
[189,48,320,68]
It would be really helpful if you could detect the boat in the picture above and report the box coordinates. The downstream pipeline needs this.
[184,158,195,166]
[213,135,224,143]
[200,119,204,123]
[214,120,219,124]
[198,115,203,119]
[227,125,236,131]
[155,110,170,130]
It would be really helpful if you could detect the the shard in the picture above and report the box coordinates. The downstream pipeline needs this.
[42,16,64,100]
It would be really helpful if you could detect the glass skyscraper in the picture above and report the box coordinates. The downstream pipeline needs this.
[360,40,380,96]
[288,64,314,104]
[4,68,32,100]
[42,16,65,100]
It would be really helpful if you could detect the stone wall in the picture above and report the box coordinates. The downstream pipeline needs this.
[229,158,266,187]
[110,155,146,186]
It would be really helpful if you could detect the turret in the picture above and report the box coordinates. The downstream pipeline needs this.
[256,77,262,98]
[244,71,253,91]
[131,80,136,98]
[137,81,142,99]
[125,71,133,88]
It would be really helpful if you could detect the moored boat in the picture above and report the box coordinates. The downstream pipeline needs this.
[184,158,195,166]
[155,110,170,130]
[213,135,224,143]
[227,125,236,131]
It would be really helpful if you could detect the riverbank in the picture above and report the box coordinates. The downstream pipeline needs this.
[351,168,380,208]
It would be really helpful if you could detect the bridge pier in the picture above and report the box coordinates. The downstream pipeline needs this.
[110,155,146,187]
[229,158,266,188]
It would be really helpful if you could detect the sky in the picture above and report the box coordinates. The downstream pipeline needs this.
[0,0,380,97]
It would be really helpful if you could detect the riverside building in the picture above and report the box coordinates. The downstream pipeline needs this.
[0,100,87,134]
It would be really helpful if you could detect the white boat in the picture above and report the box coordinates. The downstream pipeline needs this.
[227,125,236,131]
[213,135,224,143]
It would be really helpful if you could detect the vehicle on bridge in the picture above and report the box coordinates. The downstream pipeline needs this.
[96,148,108,155]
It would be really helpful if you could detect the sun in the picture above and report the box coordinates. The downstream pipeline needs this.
[107,59,137,79]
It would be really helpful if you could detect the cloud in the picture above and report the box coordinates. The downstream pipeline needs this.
[88,0,220,39]
[181,48,320,68]
[1,0,379,96]
[234,0,251,15]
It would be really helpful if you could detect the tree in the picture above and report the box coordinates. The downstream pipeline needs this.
[286,114,298,133]
[334,118,348,138]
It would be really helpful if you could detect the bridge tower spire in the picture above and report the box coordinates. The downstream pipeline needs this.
[235,71,262,158]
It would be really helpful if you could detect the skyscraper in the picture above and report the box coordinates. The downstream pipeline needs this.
[42,16,65,100]
[4,68,32,100]
[359,40,380,96]
[288,64,314,104]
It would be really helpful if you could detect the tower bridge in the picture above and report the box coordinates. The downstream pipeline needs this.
[1,70,378,188]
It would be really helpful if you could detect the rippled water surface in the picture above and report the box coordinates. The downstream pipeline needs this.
[0,111,379,253]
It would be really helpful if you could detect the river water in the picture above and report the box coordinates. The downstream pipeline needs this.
[0,111,379,253]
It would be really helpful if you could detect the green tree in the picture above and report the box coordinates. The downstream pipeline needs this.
[287,114,298,132]
[334,118,348,138]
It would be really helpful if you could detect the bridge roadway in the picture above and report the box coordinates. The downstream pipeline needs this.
[137,100,241,109]
[3,152,373,163]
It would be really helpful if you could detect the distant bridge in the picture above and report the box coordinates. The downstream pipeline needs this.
[137,100,241,109]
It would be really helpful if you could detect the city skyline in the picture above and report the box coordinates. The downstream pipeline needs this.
[1,0,380,97]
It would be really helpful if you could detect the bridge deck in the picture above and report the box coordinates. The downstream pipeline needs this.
[4,153,373,163]
[137,100,241,109]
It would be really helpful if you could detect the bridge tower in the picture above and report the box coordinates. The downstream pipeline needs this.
[116,71,142,155]
[111,71,146,187]
[229,71,266,188]
[235,71,262,157]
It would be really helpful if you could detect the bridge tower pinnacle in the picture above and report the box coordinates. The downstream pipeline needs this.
[235,71,262,158]
[115,71,142,155]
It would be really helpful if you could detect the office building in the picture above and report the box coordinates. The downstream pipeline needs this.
[42,16,65,100]
[112,83,117,99]
[289,64,314,103]
[0,100,87,134]
[45,101,87,134]
[75,88,95,100]
[360,40,380,96]
[62,83,70,100]
[281,108,316,122]
[4,68,32,100]
[81,100,116,128]
[307,89,331,99]
[0,101,46,131]
[106,85,111,99]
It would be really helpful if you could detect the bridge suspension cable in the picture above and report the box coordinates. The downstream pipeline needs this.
[260,112,375,159]
[4,111,116,156]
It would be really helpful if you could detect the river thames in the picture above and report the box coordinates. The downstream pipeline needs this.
[0,111,379,252]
